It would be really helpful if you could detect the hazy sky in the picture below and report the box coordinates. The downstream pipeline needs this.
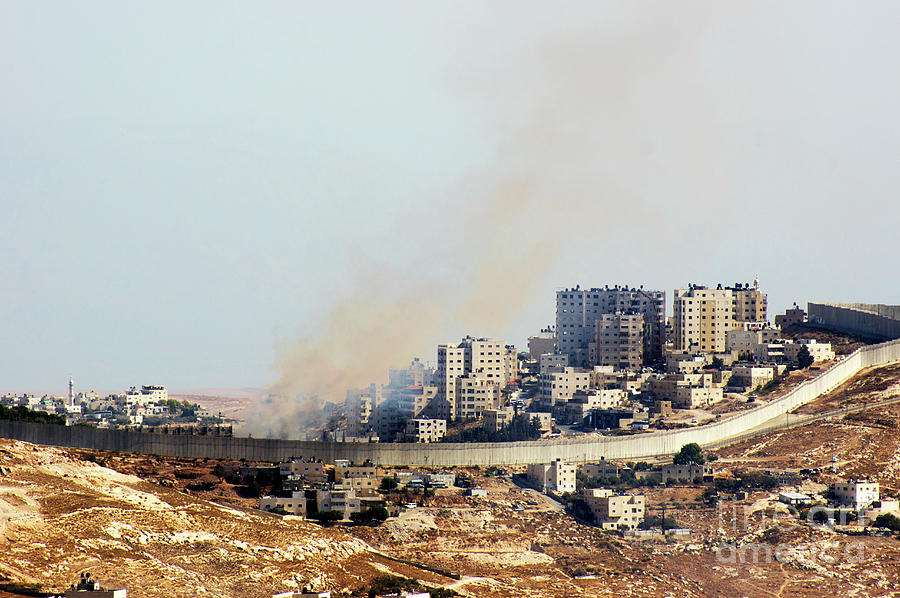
[2,1,899,393]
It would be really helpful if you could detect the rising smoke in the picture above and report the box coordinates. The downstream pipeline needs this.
[243,6,735,438]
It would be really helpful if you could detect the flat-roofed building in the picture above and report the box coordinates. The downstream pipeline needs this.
[435,337,517,420]
[583,488,645,530]
[661,463,714,483]
[539,353,569,375]
[832,479,879,510]
[539,367,591,408]
[783,339,835,364]
[528,330,557,360]
[403,418,446,443]
[260,491,308,516]
[556,286,665,367]
[673,281,768,353]
[527,459,576,493]
[590,312,645,370]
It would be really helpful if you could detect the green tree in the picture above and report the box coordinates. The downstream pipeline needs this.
[311,510,343,526]
[673,443,705,465]
[874,513,900,532]
[379,477,398,491]
[797,344,814,369]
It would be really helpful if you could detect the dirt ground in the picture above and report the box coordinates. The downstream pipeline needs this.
[2,362,900,597]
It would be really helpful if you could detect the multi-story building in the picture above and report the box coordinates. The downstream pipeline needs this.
[583,488,645,530]
[832,479,879,510]
[661,463,715,483]
[403,418,447,443]
[279,459,327,482]
[434,337,517,420]
[140,385,167,403]
[732,280,767,323]
[260,491,308,516]
[556,286,666,367]
[730,365,778,390]
[783,339,835,364]
[673,281,768,353]
[483,405,516,432]
[539,367,591,408]
[389,358,434,388]
[672,385,724,409]
[396,385,438,418]
[539,353,569,375]
[775,303,806,328]
[527,329,557,360]
[558,389,626,424]
[454,373,502,420]
[315,487,361,519]
[526,459,576,493]
[590,313,645,370]
[725,326,782,354]
[345,384,382,437]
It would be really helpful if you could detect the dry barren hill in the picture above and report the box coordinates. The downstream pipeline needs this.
[0,440,452,598]
[3,362,900,597]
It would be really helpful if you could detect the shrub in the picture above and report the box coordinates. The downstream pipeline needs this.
[874,513,900,532]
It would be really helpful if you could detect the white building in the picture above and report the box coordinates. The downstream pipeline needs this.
[583,488,645,530]
[539,353,569,375]
[403,418,446,443]
[539,367,591,408]
[140,385,167,403]
[832,479,879,510]
[315,487,361,519]
[526,459,576,493]
[260,491,307,516]
[783,339,835,364]
[434,337,517,420]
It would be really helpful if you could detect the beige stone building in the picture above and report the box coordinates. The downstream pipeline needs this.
[403,418,446,443]
[661,463,715,483]
[556,286,666,367]
[589,312,645,370]
[539,367,591,408]
[454,373,501,420]
[673,281,768,353]
[527,459,576,493]
[783,339,835,364]
[528,330,557,359]
[583,488,645,530]
[434,337,517,420]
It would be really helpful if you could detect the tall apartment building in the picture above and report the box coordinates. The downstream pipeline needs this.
[434,337,517,421]
[673,281,768,353]
[389,357,433,388]
[455,373,502,420]
[345,384,382,437]
[556,286,665,367]
[539,367,591,408]
[589,312,645,370]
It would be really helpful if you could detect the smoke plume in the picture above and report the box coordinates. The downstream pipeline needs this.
[244,6,736,438]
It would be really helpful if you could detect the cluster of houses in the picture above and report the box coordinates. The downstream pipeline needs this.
[258,458,459,521]
[339,282,836,443]
[1,382,221,429]
[779,478,900,519]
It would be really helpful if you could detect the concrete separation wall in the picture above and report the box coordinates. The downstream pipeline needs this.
[808,302,900,340]
[3,339,900,466]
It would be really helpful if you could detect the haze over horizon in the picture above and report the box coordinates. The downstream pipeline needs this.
[3,1,899,396]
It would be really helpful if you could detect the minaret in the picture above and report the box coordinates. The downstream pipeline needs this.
[68,375,75,407]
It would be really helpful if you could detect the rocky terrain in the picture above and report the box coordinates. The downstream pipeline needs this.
[1,362,900,597]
